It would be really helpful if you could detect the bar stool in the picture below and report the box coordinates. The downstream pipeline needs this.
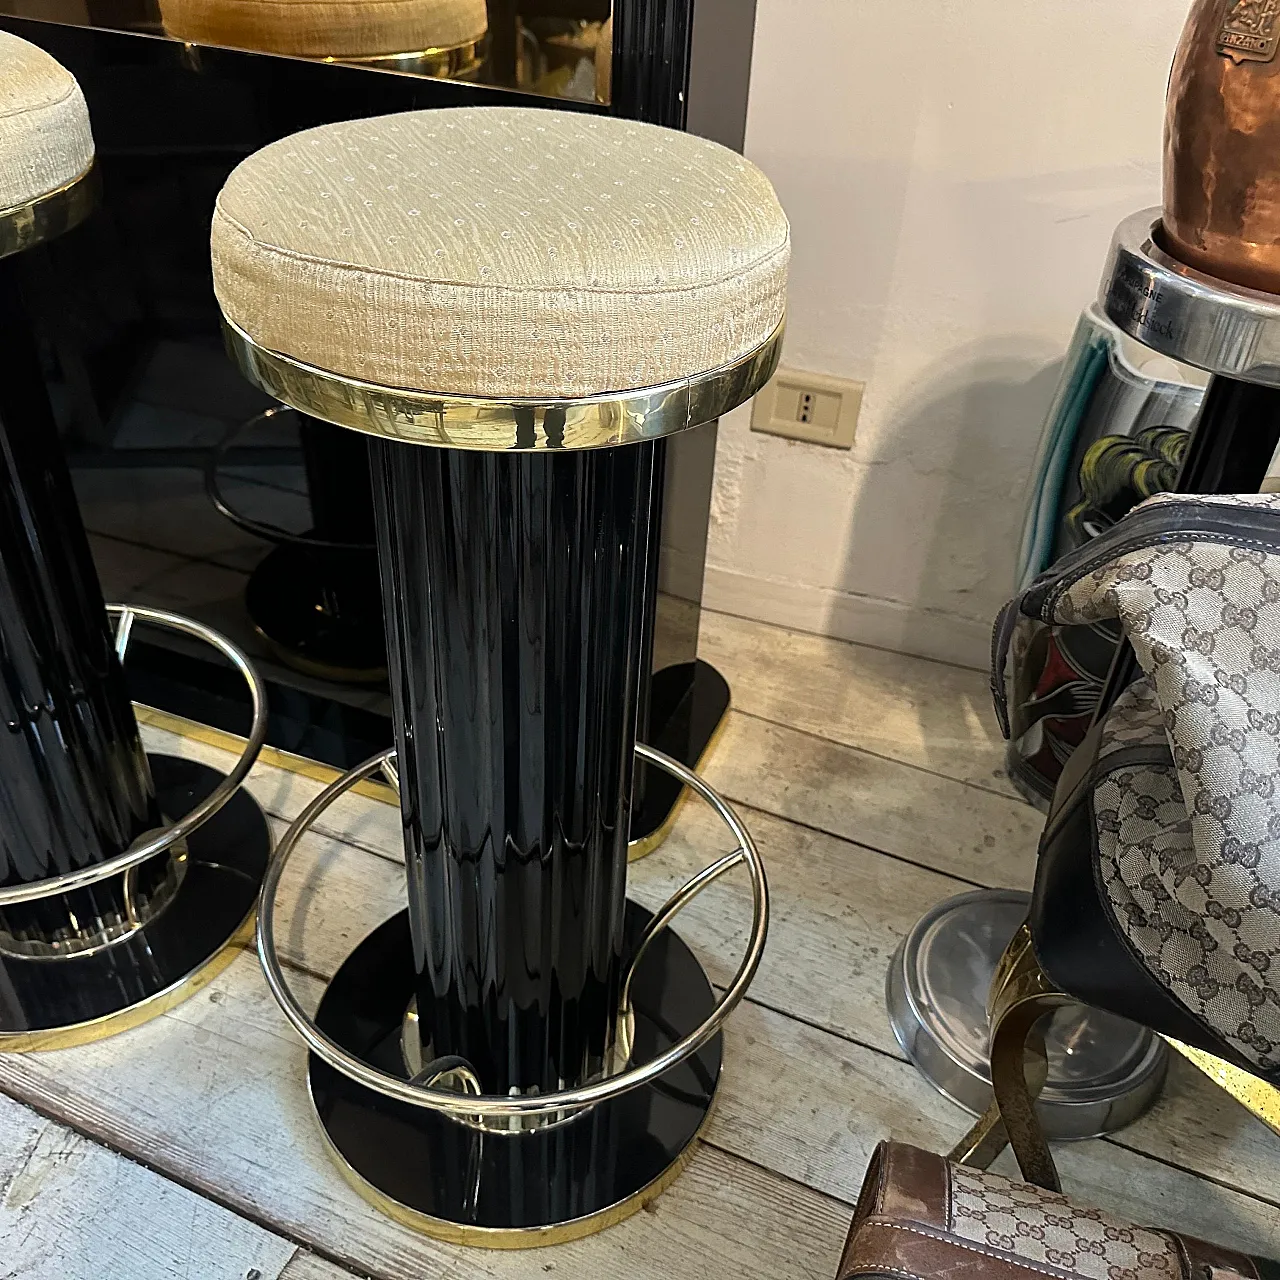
[0,31,271,1048]
[159,0,488,74]
[166,0,489,683]
[171,0,490,684]
[223,105,787,1244]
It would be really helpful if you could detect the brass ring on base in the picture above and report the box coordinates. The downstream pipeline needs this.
[256,743,768,1244]
[0,163,99,261]
[0,605,272,1049]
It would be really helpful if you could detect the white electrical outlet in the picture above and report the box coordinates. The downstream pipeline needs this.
[750,368,863,448]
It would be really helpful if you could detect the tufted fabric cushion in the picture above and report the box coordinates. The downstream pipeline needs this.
[159,0,488,59]
[0,31,94,213]
[211,106,789,399]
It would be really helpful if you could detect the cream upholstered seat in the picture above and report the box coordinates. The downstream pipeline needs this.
[0,31,94,214]
[211,106,789,400]
[159,0,488,60]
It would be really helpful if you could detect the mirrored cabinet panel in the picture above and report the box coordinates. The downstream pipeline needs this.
[0,0,613,102]
[0,0,753,849]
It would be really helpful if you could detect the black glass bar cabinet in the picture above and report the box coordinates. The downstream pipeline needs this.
[0,0,760,849]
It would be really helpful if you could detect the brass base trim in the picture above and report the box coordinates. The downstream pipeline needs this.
[133,704,399,807]
[251,622,388,687]
[311,1081,714,1249]
[0,916,253,1053]
[0,163,99,260]
[628,702,731,862]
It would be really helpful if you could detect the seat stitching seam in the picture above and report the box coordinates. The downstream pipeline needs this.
[213,205,791,299]
[0,81,79,123]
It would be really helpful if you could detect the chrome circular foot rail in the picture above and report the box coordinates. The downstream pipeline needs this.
[0,603,268,908]
[256,742,769,1130]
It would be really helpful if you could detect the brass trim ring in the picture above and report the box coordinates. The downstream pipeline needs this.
[222,317,785,451]
[310,1084,716,1249]
[321,37,485,77]
[0,163,99,261]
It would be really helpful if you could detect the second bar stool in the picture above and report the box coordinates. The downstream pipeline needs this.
[219,106,788,1244]
[0,30,272,1049]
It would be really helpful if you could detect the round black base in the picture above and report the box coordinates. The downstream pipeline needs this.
[245,541,387,684]
[0,753,271,1049]
[310,900,722,1247]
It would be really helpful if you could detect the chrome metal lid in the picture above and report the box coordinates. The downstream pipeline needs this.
[1100,207,1280,388]
[887,889,1168,1141]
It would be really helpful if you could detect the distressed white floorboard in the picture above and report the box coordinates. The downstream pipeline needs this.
[0,1091,302,1280]
[9,610,1271,1272]
[700,710,1041,887]
[140,724,1280,1229]
[0,955,850,1280]
[698,610,1016,798]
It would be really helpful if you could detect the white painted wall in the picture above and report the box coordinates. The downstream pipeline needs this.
[705,0,1193,669]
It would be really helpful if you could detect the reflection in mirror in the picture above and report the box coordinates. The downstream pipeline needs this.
[0,0,613,101]
[158,0,491,77]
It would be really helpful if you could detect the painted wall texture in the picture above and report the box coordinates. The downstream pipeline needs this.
[703,0,1192,669]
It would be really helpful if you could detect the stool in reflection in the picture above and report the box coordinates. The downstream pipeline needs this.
[205,405,388,684]
[0,30,272,1049]
[167,0,491,684]
[159,0,488,73]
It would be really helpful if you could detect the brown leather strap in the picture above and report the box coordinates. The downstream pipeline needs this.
[838,1218,1056,1280]
[1176,1233,1260,1280]
[876,1142,949,1229]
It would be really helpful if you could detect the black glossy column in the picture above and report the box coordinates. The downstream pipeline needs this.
[370,437,658,1096]
[1095,373,1280,715]
[1174,375,1280,493]
[0,250,161,951]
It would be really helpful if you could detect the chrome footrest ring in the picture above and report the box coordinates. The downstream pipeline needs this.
[0,603,269,907]
[256,741,769,1128]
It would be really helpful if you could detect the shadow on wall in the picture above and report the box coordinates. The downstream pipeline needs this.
[835,344,1064,668]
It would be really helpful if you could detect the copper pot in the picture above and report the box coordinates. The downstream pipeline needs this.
[1164,0,1280,293]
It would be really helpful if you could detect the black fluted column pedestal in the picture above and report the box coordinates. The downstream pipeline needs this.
[303,435,724,1242]
[232,325,785,1245]
[242,414,388,683]
[0,205,270,1049]
[372,440,656,1095]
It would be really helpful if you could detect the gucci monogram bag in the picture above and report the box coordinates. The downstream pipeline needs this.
[836,1142,1279,1280]
[993,492,1280,1079]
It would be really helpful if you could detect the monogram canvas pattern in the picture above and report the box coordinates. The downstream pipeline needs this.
[1044,493,1280,1068]
[949,1162,1180,1280]
[1090,682,1273,1054]
[1097,678,1169,757]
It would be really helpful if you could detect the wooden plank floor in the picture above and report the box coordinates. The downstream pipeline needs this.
[4,609,1280,1278]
